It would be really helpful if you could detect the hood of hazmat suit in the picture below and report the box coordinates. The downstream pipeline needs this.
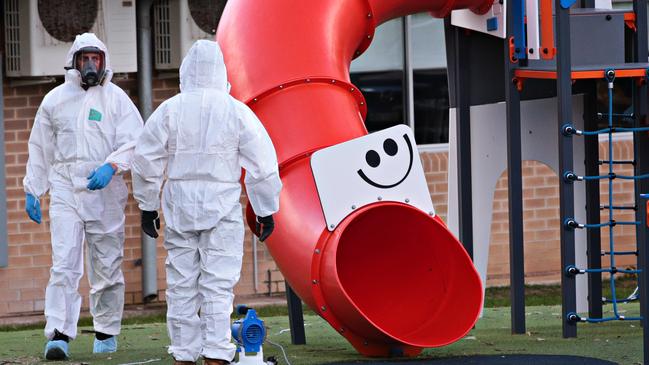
[64,33,111,77]
[132,40,282,232]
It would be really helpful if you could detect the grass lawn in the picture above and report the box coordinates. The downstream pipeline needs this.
[0,301,643,365]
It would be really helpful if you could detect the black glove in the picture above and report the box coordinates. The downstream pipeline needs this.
[255,215,275,242]
[142,210,161,238]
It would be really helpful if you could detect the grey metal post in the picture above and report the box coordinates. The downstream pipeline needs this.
[555,0,577,338]
[137,0,157,302]
[504,7,526,334]
[630,0,649,362]
[0,56,7,268]
[584,84,602,319]
[252,236,259,291]
[443,19,474,259]
[639,189,649,365]
[403,16,415,131]
[285,283,306,345]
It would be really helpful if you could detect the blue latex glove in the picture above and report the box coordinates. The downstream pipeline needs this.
[25,193,42,224]
[87,163,116,190]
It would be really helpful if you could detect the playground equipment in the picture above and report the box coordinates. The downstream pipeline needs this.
[217,0,490,357]
[217,0,649,360]
[445,0,649,363]
[562,68,647,327]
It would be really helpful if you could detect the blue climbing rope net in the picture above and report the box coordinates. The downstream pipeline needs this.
[562,69,646,323]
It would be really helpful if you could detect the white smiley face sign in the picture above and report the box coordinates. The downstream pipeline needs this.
[311,124,435,231]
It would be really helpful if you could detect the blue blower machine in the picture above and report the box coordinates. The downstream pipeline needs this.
[231,305,277,365]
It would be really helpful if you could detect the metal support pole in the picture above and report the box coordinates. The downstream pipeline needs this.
[505,79,525,334]
[640,195,649,365]
[403,16,415,131]
[639,192,649,365]
[444,19,474,259]
[636,79,649,365]
[555,0,577,338]
[505,0,526,334]
[252,236,259,291]
[137,0,153,120]
[631,0,649,362]
[137,0,157,302]
[285,283,306,345]
[0,55,7,268]
[584,84,602,319]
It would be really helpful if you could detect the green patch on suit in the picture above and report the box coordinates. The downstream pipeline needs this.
[88,108,102,122]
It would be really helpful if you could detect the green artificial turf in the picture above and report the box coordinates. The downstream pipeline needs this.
[0,303,642,365]
[2,278,637,332]
[483,277,638,308]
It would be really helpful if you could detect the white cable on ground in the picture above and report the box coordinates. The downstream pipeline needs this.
[624,286,639,301]
[117,358,161,365]
[266,339,292,365]
[277,322,310,335]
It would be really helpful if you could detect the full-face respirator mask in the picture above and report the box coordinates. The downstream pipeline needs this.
[73,46,106,88]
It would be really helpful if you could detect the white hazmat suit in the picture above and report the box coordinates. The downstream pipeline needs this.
[132,40,282,362]
[23,33,144,341]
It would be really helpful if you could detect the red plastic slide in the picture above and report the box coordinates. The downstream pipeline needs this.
[217,0,491,357]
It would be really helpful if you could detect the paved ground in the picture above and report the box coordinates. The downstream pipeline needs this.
[0,294,287,327]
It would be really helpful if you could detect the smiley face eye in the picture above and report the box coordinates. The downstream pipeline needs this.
[365,150,381,168]
[383,138,398,156]
[357,133,414,189]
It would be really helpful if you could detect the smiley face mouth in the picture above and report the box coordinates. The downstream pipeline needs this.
[357,133,414,189]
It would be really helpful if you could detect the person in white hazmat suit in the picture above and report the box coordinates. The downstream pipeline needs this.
[131,40,281,365]
[23,33,144,360]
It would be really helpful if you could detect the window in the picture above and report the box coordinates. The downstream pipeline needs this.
[350,14,451,145]
[413,69,449,144]
[411,14,449,144]
[350,18,405,133]
[350,70,404,133]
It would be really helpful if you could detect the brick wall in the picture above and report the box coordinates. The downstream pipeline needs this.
[3,82,56,315]
[0,73,640,317]
[486,140,638,286]
[0,74,279,317]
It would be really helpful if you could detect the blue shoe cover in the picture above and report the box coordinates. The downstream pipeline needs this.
[93,336,117,353]
[44,340,69,360]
